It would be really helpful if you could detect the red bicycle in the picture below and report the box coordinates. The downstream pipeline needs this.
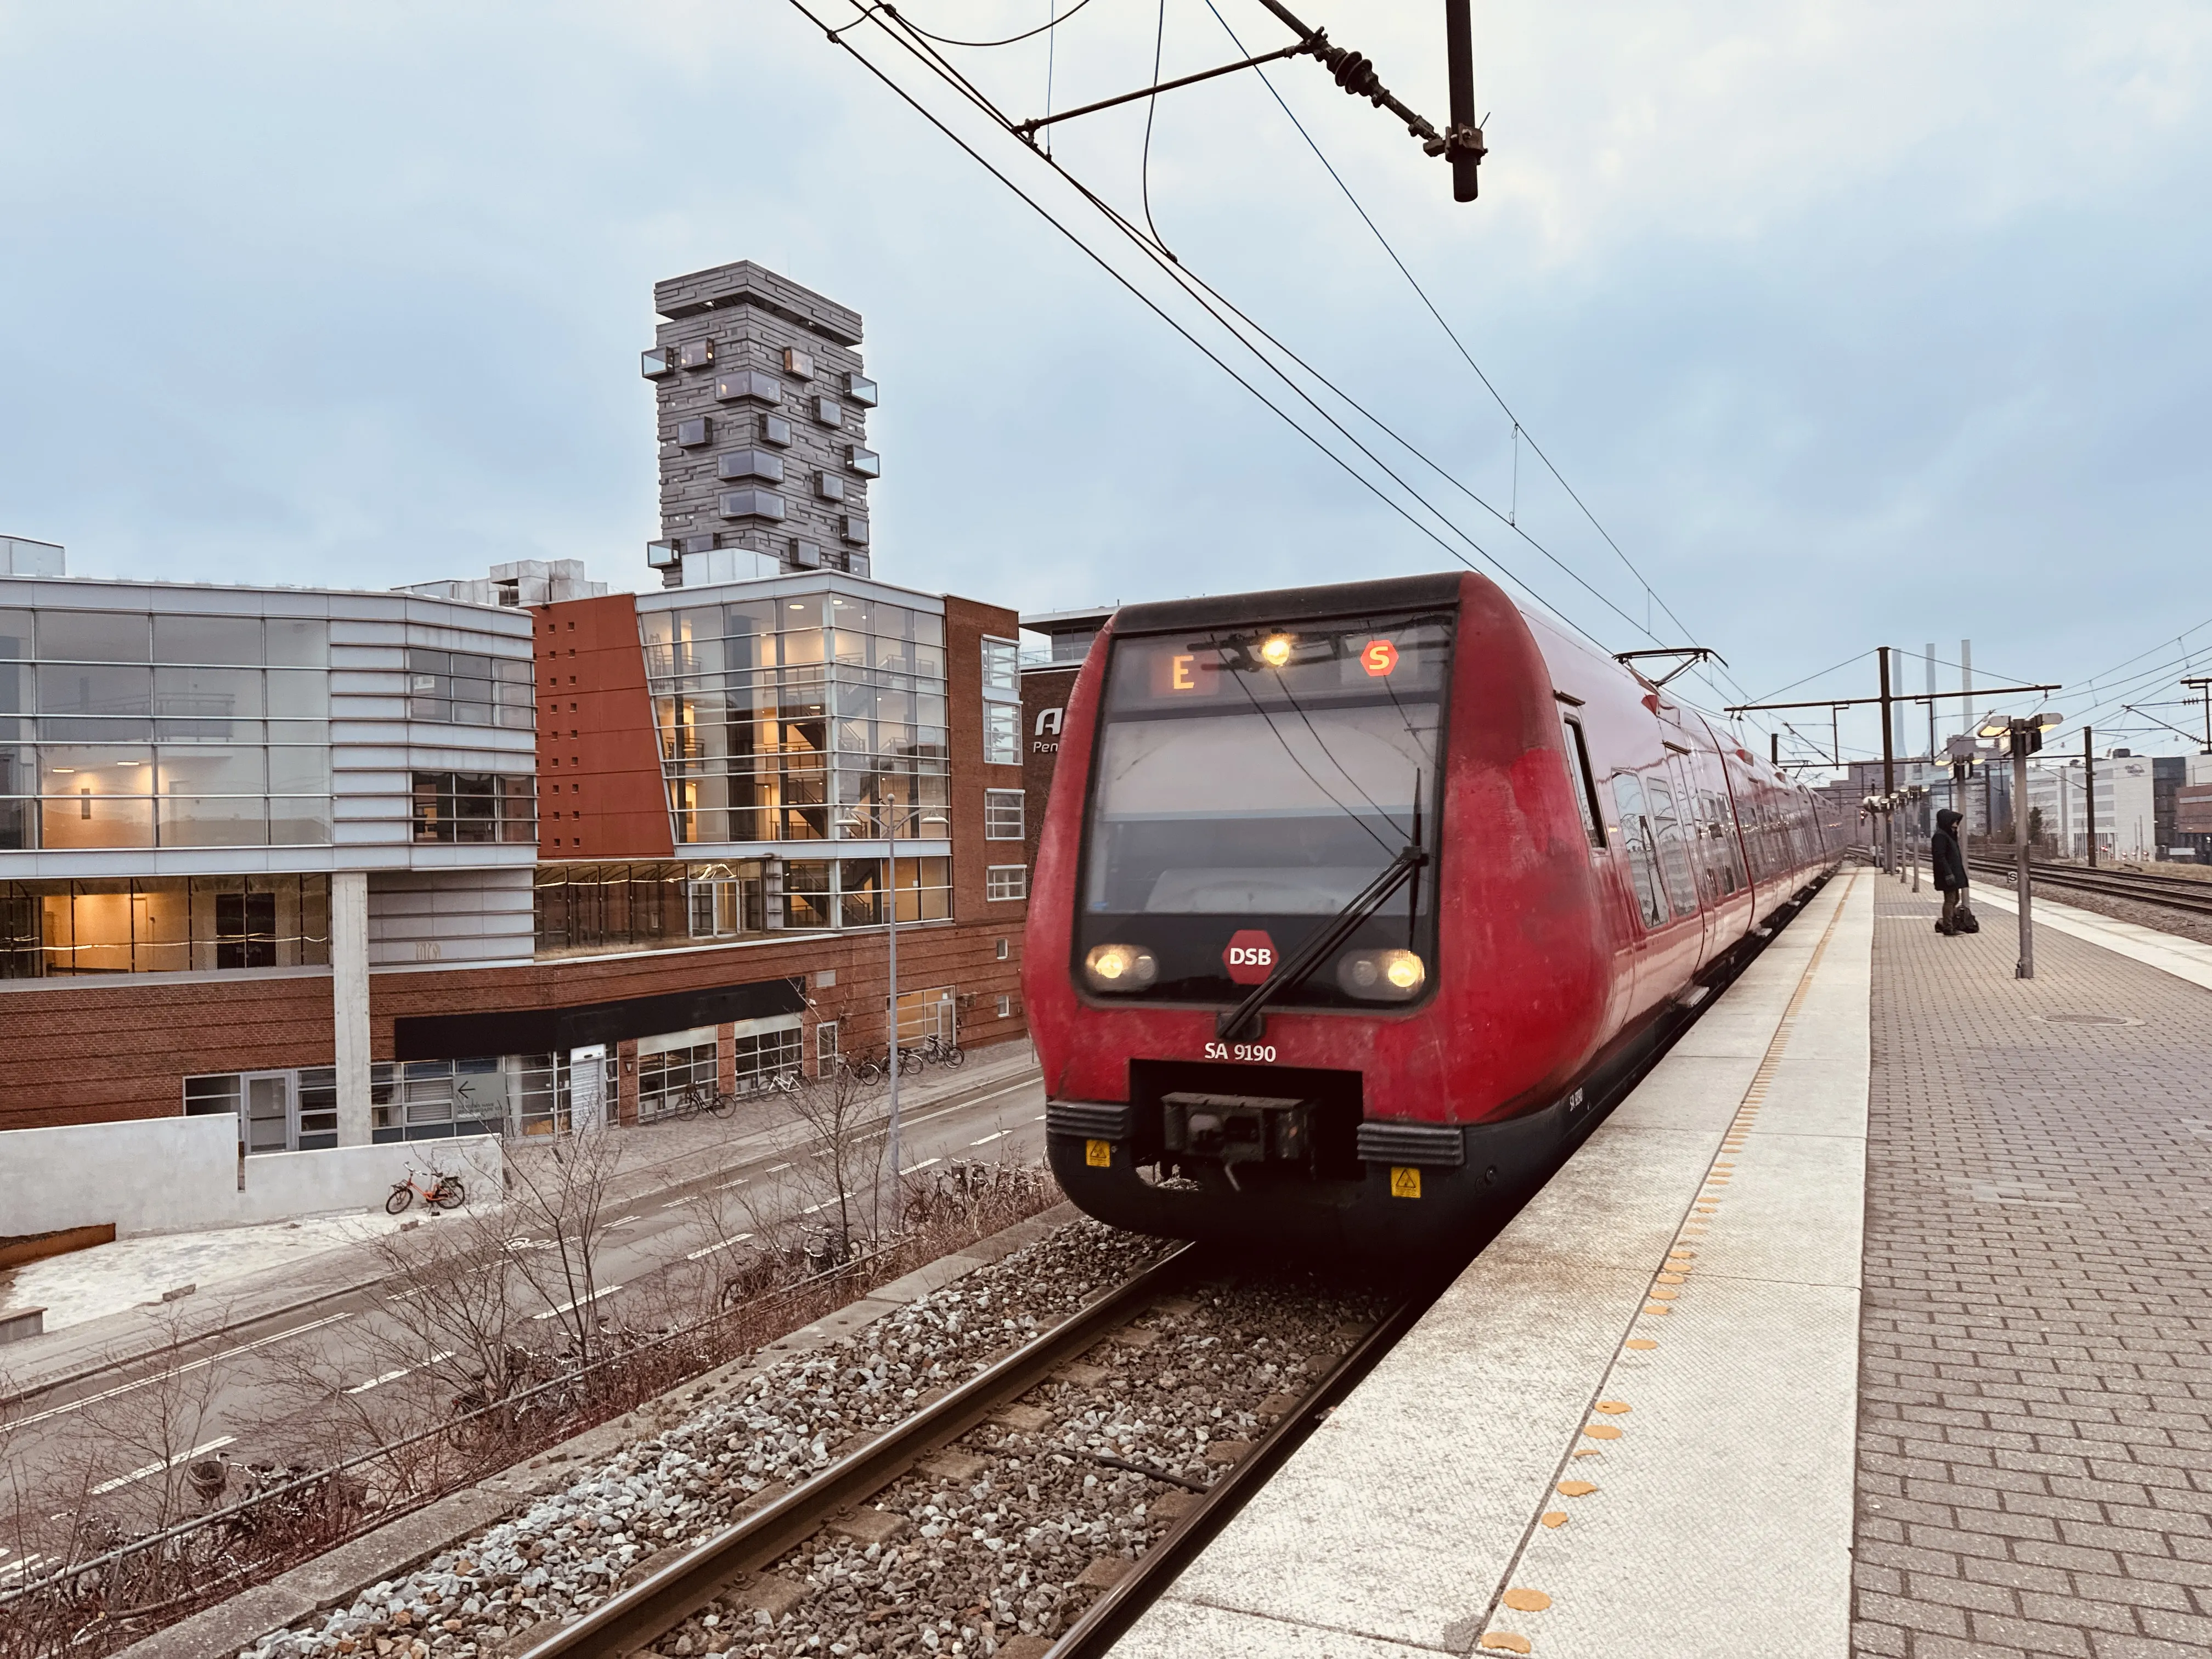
[386,1166,466,1214]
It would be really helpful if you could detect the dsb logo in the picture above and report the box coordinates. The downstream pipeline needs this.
[1223,929,1277,985]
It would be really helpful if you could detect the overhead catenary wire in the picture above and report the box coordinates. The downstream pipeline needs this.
[847,2,1740,694]
[876,0,1102,49]
[1195,0,1748,710]
[782,0,1620,660]
[806,0,1802,753]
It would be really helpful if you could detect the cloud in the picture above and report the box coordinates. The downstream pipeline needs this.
[1,0,2208,760]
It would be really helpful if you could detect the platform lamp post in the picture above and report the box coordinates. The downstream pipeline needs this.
[861,797,943,1243]
[1979,713,2063,980]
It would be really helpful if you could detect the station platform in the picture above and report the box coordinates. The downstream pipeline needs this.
[1111,862,2212,1658]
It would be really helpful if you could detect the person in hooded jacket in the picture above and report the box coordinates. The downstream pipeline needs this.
[1930,807,1969,933]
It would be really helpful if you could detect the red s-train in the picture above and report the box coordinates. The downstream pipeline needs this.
[1022,571,1840,1254]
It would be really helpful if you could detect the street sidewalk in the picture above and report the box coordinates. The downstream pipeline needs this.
[0,1039,1040,1406]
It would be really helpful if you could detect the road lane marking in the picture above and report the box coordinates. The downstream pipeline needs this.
[89,1436,235,1497]
[685,1233,755,1261]
[607,1215,643,1228]
[15,1313,355,1429]
[342,1349,457,1395]
[530,1285,623,1321]
[970,1131,1009,1146]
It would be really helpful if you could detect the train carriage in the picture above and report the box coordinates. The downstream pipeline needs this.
[1022,571,1838,1255]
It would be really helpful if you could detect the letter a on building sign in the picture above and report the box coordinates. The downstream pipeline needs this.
[1223,929,1277,986]
[1361,639,1400,678]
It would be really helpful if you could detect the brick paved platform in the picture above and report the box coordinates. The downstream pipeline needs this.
[1855,873,2212,1658]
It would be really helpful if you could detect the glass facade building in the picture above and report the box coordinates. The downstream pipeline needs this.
[642,589,949,848]
[1,606,332,851]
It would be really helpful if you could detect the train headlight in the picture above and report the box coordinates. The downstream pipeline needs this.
[1084,943,1159,993]
[1259,634,1295,668]
[1336,949,1426,1001]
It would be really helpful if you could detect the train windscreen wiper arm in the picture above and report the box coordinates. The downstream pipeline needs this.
[1216,842,1430,1042]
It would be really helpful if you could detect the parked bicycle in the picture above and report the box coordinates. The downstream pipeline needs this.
[670,1080,733,1121]
[385,1166,466,1214]
[914,1031,964,1070]
[732,1067,800,1101]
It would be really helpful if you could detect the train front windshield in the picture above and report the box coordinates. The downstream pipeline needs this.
[1076,609,1454,1011]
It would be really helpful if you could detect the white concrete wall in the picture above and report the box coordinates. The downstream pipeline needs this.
[0,1119,504,1237]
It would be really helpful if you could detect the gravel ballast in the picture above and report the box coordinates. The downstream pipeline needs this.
[651,1274,1387,1659]
[238,1221,1171,1659]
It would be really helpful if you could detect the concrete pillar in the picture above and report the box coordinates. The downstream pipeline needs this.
[331,870,372,1146]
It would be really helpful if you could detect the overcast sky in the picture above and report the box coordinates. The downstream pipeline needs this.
[2,1,2208,765]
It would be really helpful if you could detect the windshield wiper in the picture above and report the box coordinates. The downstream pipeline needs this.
[1216,839,1430,1042]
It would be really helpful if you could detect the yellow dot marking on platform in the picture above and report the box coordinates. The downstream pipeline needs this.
[1389,1166,1422,1199]
[1502,1589,1553,1612]
[1480,1635,1532,1655]
[1557,1480,1598,1496]
[1085,1139,1111,1167]
[1594,1400,1630,1413]
[1668,1249,1696,1259]
[1656,1272,1686,1284]
[1572,1448,1602,1458]
[1624,1339,1658,1351]
[1643,1305,1672,1316]
[1583,1424,1622,1440]
[1647,1287,1679,1300]
[1540,1510,1569,1528]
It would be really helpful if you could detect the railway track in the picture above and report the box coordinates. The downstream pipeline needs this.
[510,1247,1422,1659]
[1965,857,2212,918]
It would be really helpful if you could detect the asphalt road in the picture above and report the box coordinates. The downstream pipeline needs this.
[0,1073,1049,1541]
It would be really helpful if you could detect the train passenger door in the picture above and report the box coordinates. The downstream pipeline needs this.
[1642,765,1708,967]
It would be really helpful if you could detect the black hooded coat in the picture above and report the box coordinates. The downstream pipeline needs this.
[1930,808,1968,892]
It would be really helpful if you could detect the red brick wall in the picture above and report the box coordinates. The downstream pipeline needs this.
[0,974,335,1131]
[0,916,1031,1131]
[533,595,673,860]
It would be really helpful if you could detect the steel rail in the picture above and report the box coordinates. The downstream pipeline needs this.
[512,1245,1198,1658]
[1040,1282,1434,1659]
[1965,858,2212,917]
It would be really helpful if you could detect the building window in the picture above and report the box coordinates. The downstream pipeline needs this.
[840,515,869,545]
[996,936,1010,961]
[535,861,723,956]
[638,1036,718,1121]
[718,488,787,521]
[814,396,844,427]
[847,444,881,478]
[641,346,675,379]
[371,1058,504,1142]
[675,417,712,447]
[715,369,783,404]
[0,608,334,851]
[984,702,1019,765]
[409,646,533,729]
[845,372,879,407]
[815,471,846,502]
[718,449,786,483]
[981,636,1020,698]
[815,1019,839,1075]
[678,338,715,369]
[5,874,329,979]
[783,347,814,378]
[734,1019,803,1085]
[985,788,1024,839]
[996,995,1012,1018]
[687,865,766,937]
[639,591,948,849]
[986,865,1028,901]
[411,772,536,843]
[760,413,793,447]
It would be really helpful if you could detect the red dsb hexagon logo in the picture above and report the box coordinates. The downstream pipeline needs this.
[1223,929,1277,985]
[1361,639,1400,678]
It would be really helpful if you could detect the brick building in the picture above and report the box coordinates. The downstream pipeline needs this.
[0,264,1035,1150]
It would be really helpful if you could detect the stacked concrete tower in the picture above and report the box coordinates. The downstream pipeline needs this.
[642,262,879,588]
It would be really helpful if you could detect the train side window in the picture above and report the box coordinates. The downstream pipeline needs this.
[1610,774,1669,928]
[1559,713,1605,850]
[1644,773,1702,918]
